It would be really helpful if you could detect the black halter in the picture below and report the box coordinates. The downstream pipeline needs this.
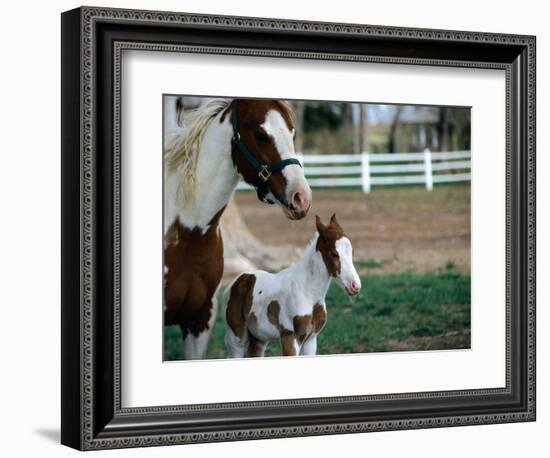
[231,99,302,204]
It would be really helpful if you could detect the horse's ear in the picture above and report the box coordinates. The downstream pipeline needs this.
[315,215,326,234]
[329,213,343,231]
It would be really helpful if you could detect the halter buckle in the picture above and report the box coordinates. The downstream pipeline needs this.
[233,131,241,142]
[258,165,272,182]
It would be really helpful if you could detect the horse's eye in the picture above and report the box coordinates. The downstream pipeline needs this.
[331,252,339,259]
[254,131,270,144]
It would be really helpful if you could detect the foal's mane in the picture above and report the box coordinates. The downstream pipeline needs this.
[164,98,230,200]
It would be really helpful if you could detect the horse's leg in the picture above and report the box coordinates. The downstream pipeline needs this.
[183,331,211,360]
[299,335,318,356]
[247,332,267,357]
[183,298,217,360]
[224,328,247,358]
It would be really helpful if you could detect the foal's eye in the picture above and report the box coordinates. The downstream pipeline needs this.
[331,252,339,259]
[254,131,270,144]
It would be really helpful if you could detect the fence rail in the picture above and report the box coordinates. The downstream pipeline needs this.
[236,149,471,193]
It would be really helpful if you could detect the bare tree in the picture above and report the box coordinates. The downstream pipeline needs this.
[290,101,305,153]
[360,103,369,152]
[438,107,450,152]
[388,106,404,153]
[352,103,360,153]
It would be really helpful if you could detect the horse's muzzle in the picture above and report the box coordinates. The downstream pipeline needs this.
[280,197,311,220]
[285,185,312,220]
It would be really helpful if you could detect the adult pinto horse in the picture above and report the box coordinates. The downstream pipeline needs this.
[164,99,312,359]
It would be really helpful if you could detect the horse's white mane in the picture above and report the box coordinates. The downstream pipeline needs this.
[164,98,230,201]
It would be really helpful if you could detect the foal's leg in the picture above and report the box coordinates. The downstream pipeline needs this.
[183,298,217,360]
[224,328,247,358]
[247,332,267,357]
[280,330,299,356]
[299,335,318,356]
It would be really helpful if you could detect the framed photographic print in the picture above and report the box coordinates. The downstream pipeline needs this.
[61,6,536,450]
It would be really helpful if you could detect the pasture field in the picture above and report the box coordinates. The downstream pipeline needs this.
[164,268,470,360]
[164,185,471,360]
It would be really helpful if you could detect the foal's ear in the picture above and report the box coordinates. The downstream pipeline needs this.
[315,215,326,234]
[329,213,343,231]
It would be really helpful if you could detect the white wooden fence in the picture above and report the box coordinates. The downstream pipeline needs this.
[236,149,471,193]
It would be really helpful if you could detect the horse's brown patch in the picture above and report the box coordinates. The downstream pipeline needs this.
[315,214,346,277]
[280,329,297,356]
[312,304,327,333]
[247,311,259,333]
[293,315,313,344]
[164,207,227,337]
[230,99,296,202]
[164,222,180,247]
[267,300,281,328]
[225,274,256,340]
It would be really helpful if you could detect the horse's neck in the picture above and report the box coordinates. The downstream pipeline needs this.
[292,235,331,302]
[166,116,238,231]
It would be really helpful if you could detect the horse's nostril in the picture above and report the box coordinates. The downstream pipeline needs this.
[292,191,303,208]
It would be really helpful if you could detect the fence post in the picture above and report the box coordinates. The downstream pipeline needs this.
[361,152,371,193]
[424,148,433,191]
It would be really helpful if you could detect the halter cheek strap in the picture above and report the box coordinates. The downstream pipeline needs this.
[231,99,302,204]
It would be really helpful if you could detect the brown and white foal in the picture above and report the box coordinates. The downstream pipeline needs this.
[222,214,361,358]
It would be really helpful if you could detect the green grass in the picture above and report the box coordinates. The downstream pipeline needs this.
[164,270,470,360]
[445,260,456,271]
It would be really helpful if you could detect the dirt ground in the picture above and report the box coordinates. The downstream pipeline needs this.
[234,184,470,274]
[387,328,471,351]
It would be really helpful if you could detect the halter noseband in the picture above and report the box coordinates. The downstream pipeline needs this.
[231,99,302,204]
